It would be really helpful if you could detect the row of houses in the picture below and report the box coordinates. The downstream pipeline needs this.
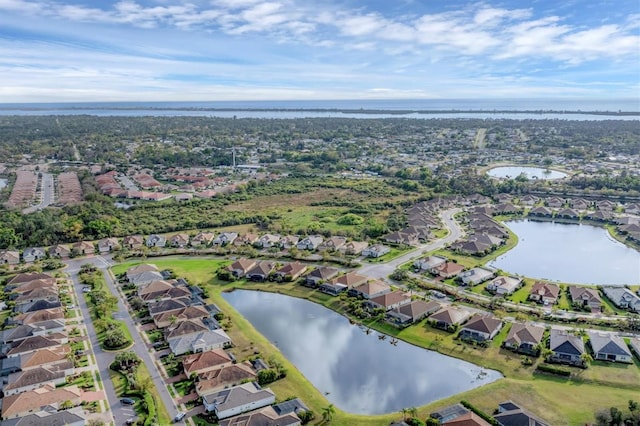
[382,200,442,246]
[427,400,549,426]
[450,210,510,256]
[0,272,88,424]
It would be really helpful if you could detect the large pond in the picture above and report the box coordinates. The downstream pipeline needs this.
[223,290,502,415]
[489,219,640,285]
[487,166,568,180]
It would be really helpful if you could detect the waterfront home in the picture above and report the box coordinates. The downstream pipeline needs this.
[123,234,144,249]
[21,247,45,263]
[362,244,390,258]
[387,300,441,326]
[432,261,465,279]
[219,405,302,426]
[146,234,167,248]
[429,306,472,332]
[548,328,585,365]
[183,349,234,376]
[331,272,369,289]
[529,281,560,305]
[202,382,276,418]
[602,287,640,313]
[568,286,602,312]
[494,202,521,215]
[349,280,391,299]
[213,232,238,246]
[556,208,580,220]
[97,237,120,253]
[414,255,447,271]
[303,266,339,288]
[366,290,412,311]
[138,280,191,303]
[273,262,308,282]
[430,403,470,424]
[72,240,95,256]
[296,235,324,251]
[152,305,210,329]
[588,332,632,363]
[47,244,70,259]
[167,326,231,355]
[494,401,549,426]
[227,258,258,279]
[502,322,545,355]
[196,362,257,396]
[443,412,492,426]
[0,384,82,420]
[459,314,502,342]
[528,206,552,217]
[486,276,522,296]
[246,261,275,282]
[459,267,495,286]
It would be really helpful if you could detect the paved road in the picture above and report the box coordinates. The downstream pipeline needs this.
[358,207,464,279]
[22,172,54,213]
[65,256,180,425]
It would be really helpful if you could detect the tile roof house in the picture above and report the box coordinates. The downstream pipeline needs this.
[97,237,120,253]
[7,273,54,285]
[459,314,503,341]
[167,321,231,356]
[430,306,472,332]
[196,362,257,396]
[227,258,258,278]
[14,299,62,314]
[218,406,301,426]
[602,286,640,313]
[138,280,191,303]
[502,322,545,354]
[4,365,68,395]
[432,261,465,279]
[5,334,66,358]
[0,250,21,265]
[459,267,495,286]
[303,266,339,288]
[443,411,492,426]
[12,307,64,325]
[486,276,522,296]
[153,305,210,329]
[414,255,447,271]
[348,280,391,299]
[549,328,585,365]
[202,382,276,419]
[123,234,145,249]
[233,233,260,246]
[529,281,560,305]
[256,234,281,248]
[317,236,347,252]
[183,348,234,376]
[126,263,160,281]
[273,261,308,282]
[629,337,640,360]
[361,244,391,258]
[1,407,85,426]
[568,286,602,312]
[331,272,369,289]
[366,290,412,311]
[246,261,276,282]
[191,232,216,246]
[296,235,324,251]
[71,241,95,256]
[279,235,299,249]
[429,403,470,424]
[494,400,549,426]
[213,232,238,246]
[588,331,633,363]
[341,240,369,255]
[387,300,441,326]
[0,384,82,420]
[146,234,167,247]
[169,233,190,248]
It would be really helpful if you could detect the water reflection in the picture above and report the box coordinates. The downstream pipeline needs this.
[487,166,568,180]
[223,290,501,415]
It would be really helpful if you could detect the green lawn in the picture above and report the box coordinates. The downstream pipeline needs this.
[112,256,231,286]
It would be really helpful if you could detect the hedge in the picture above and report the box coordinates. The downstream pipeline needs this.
[535,364,572,377]
[460,400,498,425]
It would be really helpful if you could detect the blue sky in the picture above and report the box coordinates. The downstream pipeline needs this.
[0,0,638,102]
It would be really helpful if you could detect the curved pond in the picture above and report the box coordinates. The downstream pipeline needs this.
[223,290,502,415]
[489,219,640,285]
[487,166,568,180]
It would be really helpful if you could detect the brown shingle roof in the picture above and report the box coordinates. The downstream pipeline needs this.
[196,363,257,395]
[183,348,233,375]
[503,322,545,347]
[1,384,82,419]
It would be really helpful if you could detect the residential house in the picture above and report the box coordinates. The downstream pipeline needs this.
[127,268,164,287]
[348,280,391,299]
[227,258,258,278]
[191,232,216,247]
[168,327,231,355]
[0,250,20,265]
[386,300,441,326]
[366,290,412,311]
[47,245,71,259]
[570,198,591,210]
[486,276,522,296]
[22,247,45,263]
[459,314,503,341]
[97,237,120,253]
[0,321,65,344]
[196,362,257,396]
[3,366,67,395]
[273,262,308,282]
[528,206,553,217]
[361,244,390,258]
[602,286,640,313]
[341,240,369,256]
[556,208,580,220]
[432,261,465,279]
[629,337,640,360]
[202,382,276,418]
[148,298,189,316]
[443,412,492,426]
[12,307,64,326]
[1,407,85,425]
[494,401,549,426]
[13,299,62,314]
[303,266,339,288]
[17,346,72,372]
[246,261,275,281]
[529,281,560,305]
[502,322,545,355]
[429,403,470,424]
[494,203,521,215]
[183,348,234,376]
[146,234,167,248]
[138,280,191,304]
[296,235,324,251]
[329,272,368,289]
[169,233,190,248]
[219,406,301,426]
[152,305,210,329]
[429,306,472,332]
[584,210,613,222]
[568,286,602,312]
[256,234,281,248]
[519,195,539,206]
[545,196,565,208]
[596,200,617,211]
[72,241,95,256]
[383,230,418,246]
[317,236,347,252]
[549,328,585,365]
[234,233,259,247]
[588,331,633,363]
[459,267,495,286]
[123,234,145,249]
[0,384,82,420]
[279,235,299,249]
[414,255,447,272]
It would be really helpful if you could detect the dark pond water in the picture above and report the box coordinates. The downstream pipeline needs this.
[222,290,502,415]
[489,219,640,285]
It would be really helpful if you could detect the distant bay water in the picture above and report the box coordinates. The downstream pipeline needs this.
[0,99,638,120]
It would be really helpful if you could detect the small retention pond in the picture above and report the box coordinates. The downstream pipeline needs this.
[487,166,568,180]
[223,290,502,415]
[489,219,640,285]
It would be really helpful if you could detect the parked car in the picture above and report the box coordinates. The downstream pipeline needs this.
[120,397,136,405]
[173,412,186,423]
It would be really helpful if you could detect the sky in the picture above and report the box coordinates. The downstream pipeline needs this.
[0,0,639,102]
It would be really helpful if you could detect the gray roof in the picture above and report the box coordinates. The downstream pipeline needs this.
[550,328,584,356]
[430,403,469,422]
[4,408,85,426]
[203,382,275,414]
[272,398,309,415]
[168,329,231,355]
[588,332,632,357]
[494,400,549,426]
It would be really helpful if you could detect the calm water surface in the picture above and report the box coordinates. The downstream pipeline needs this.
[223,290,502,415]
[0,178,6,189]
[489,220,640,285]
[487,166,568,180]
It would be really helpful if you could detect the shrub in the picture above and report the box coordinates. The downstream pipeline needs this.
[536,364,571,377]
[460,400,498,425]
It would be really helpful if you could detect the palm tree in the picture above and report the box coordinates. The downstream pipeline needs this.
[580,352,593,367]
[321,404,335,423]
[400,407,408,421]
[408,407,418,419]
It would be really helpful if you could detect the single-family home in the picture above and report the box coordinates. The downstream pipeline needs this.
[443,412,492,426]
[202,382,276,418]
[303,266,339,288]
[227,258,258,278]
[191,232,216,247]
[502,322,545,355]
[494,401,549,426]
[273,261,308,282]
[366,290,412,311]
[279,235,299,249]
[361,244,390,258]
[168,327,231,356]
[246,261,275,282]
[317,236,347,252]
[146,234,167,248]
[458,267,495,286]
[556,208,580,220]
[22,247,45,263]
[570,198,591,210]
[429,306,472,332]
[529,281,560,305]
[123,234,145,249]
[330,272,369,289]
[568,286,602,312]
[549,328,585,365]
[414,255,447,272]
[341,240,369,256]
[12,307,64,326]
[152,305,210,329]
[195,362,257,396]
[169,233,190,248]
[519,194,539,206]
[630,337,640,360]
[126,263,163,286]
[459,314,503,342]
[138,280,191,303]
[386,300,441,326]
[72,240,95,256]
[218,405,301,426]
[432,261,465,279]
[602,286,640,313]
[256,234,281,248]
[528,206,553,217]
[3,366,67,395]
[5,334,66,358]
[1,407,85,425]
[383,230,418,246]
[183,348,234,376]
[0,384,82,420]
[233,233,259,247]
[486,276,522,296]
[97,237,120,253]
[296,235,324,251]
[348,280,391,299]
[47,245,71,259]
[545,196,565,208]
[429,403,470,424]
[596,200,617,211]
[588,331,633,363]
[0,250,21,265]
